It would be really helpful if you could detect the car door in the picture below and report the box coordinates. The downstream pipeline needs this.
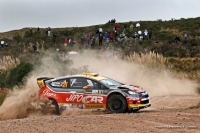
[82,78,108,108]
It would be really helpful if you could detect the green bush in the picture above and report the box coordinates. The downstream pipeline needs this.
[5,62,33,88]
[0,92,7,105]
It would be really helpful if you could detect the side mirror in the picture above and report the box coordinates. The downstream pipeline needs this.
[83,86,89,91]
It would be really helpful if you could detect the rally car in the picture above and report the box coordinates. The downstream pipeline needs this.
[37,73,151,114]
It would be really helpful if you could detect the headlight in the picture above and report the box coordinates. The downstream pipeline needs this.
[128,91,136,95]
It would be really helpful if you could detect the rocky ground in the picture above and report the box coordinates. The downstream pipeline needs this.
[0,95,200,133]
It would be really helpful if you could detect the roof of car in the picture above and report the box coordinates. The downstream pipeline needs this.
[52,73,107,81]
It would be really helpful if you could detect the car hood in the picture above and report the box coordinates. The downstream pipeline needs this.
[118,85,144,93]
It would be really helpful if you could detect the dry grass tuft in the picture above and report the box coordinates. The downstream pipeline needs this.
[0,56,20,76]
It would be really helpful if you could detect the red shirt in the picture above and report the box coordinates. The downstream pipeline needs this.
[64,39,68,44]
[115,23,120,29]
[109,33,114,39]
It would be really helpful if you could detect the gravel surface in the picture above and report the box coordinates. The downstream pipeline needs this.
[0,95,200,133]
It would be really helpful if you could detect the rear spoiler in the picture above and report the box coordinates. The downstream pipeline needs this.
[37,77,54,88]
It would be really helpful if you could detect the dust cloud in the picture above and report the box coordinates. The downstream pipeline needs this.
[71,50,198,96]
[0,54,70,120]
[0,50,198,120]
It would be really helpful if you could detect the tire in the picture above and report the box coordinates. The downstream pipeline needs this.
[49,99,60,115]
[107,95,127,113]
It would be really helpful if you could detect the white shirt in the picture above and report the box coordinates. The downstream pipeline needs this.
[138,31,142,35]
[144,31,148,36]
[1,41,4,45]
[99,28,103,33]
[136,23,140,27]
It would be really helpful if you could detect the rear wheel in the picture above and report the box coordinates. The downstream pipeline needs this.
[107,95,127,113]
[49,99,60,115]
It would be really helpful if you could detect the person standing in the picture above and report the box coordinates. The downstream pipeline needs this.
[99,34,103,46]
[104,32,109,43]
[109,32,114,42]
[144,30,148,40]
[1,40,4,47]
[136,22,140,29]
[64,39,68,46]
[48,27,51,36]
[91,36,96,47]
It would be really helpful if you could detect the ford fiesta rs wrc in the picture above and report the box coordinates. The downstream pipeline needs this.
[37,73,151,114]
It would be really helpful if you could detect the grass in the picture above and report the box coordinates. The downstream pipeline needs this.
[189,102,200,109]
[0,56,20,76]
[0,91,7,106]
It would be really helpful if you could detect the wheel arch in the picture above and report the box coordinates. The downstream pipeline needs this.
[106,91,127,104]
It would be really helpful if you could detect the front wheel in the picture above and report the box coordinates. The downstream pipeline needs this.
[107,95,127,113]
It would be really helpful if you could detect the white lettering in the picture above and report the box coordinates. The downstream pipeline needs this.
[43,90,57,98]
[66,94,103,104]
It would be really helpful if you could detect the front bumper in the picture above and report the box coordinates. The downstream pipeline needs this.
[128,103,151,109]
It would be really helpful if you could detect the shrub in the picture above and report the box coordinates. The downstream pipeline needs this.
[5,62,33,88]
[0,92,7,106]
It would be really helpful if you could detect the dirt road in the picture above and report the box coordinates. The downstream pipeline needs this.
[0,95,200,133]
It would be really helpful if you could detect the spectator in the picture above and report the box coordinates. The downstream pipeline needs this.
[139,35,143,41]
[114,23,120,32]
[85,33,91,46]
[45,28,48,35]
[96,29,99,38]
[104,32,109,43]
[138,30,142,36]
[1,40,4,47]
[99,28,103,35]
[111,18,116,23]
[81,33,85,45]
[73,38,77,44]
[109,32,114,41]
[99,34,103,46]
[91,36,96,47]
[175,35,181,44]
[37,27,40,32]
[129,24,134,31]
[133,32,138,40]
[5,43,8,47]
[136,22,140,29]
[149,30,152,39]
[144,30,148,40]
[114,31,118,41]
[48,27,51,36]
[69,38,71,45]
[64,39,68,46]
[184,33,188,39]
[32,44,37,53]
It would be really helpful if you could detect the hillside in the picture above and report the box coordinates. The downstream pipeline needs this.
[0,17,200,58]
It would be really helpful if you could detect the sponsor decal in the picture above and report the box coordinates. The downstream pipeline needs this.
[92,90,103,94]
[51,82,61,87]
[92,90,98,94]
[98,90,103,94]
[43,90,57,98]
[128,97,140,101]
[66,94,103,104]
[61,81,68,88]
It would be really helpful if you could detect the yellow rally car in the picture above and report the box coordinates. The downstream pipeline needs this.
[37,73,151,114]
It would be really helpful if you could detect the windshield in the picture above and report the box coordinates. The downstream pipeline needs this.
[100,78,123,87]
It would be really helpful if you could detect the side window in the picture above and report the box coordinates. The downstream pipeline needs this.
[100,84,108,90]
[49,79,69,88]
[70,78,99,89]
[70,78,88,89]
